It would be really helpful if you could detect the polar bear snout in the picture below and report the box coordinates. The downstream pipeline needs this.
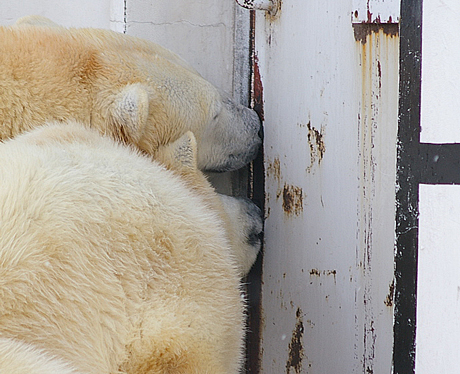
[246,202,264,247]
[230,101,263,159]
[199,100,262,172]
[240,104,263,158]
[233,196,263,276]
[239,196,263,250]
[218,195,263,276]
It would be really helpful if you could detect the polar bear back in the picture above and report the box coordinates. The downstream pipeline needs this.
[0,124,244,373]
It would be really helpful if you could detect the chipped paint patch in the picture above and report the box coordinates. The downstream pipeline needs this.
[286,308,304,374]
[356,24,399,374]
[309,269,337,277]
[266,156,281,181]
[253,54,264,121]
[306,122,326,173]
[282,184,303,216]
[384,280,394,307]
[309,269,337,285]
[351,0,400,24]
[309,268,321,276]
[266,158,304,217]
[353,23,399,44]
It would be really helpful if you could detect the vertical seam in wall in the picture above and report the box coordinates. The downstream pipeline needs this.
[123,0,127,33]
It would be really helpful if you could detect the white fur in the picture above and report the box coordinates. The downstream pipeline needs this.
[0,338,81,374]
[0,122,256,373]
[0,15,261,172]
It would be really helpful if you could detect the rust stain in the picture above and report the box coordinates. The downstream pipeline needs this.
[252,54,264,121]
[353,7,396,24]
[377,60,382,90]
[363,319,377,374]
[384,280,395,307]
[309,269,337,281]
[325,270,337,277]
[309,269,321,276]
[286,307,304,374]
[266,157,281,181]
[282,184,303,216]
[306,122,325,172]
[353,23,399,44]
[266,0,282,20]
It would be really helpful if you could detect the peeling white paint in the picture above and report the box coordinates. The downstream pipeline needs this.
[257,1,399,372]
[357,27,399,374]
[352,0,400,23]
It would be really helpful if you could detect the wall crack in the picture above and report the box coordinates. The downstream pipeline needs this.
[126,20,227,28]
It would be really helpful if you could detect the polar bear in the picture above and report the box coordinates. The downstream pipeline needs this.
[0,15,261,172]
[0,122,262,374]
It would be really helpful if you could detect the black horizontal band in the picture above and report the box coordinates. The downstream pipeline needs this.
[419,143,460,185]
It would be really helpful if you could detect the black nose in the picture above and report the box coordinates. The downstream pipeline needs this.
[258,124,264,141]
[248,230,263,247]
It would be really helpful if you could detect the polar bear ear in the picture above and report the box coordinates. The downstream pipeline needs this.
[14,15,62,28]
[155,131,198,172]
[173,131,198,170]
[110,84,150,143]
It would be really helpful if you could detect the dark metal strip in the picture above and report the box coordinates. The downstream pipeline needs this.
[393,0,423,372]
[419,143,460,184]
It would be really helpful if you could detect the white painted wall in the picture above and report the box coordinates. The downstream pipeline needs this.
[351,0,400,23]
[416,185,460,373]
[254,1,399,372]
[124,0,235,94]
[416,0,460,372]
[0,0,113,28]
[421,0,460,144]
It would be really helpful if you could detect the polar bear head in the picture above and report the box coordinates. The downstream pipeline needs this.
[10,15,262,173]
[109,83,262,173]
[155,130,262,276]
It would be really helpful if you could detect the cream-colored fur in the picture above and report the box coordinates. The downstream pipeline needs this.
[0,15,261,172]
[0,122,255,373]
[0,338,80,374]
[156,137,262,277]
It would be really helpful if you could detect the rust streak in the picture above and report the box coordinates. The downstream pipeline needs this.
[352,23,399,44]
[309,269,321,276]
[252,54,264,121]
[266,157,281,181]
[306,122,325,172]
[282,184,303,216]
[286,308,304,374]
[309,269,337,278]
[384,280,395,307]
